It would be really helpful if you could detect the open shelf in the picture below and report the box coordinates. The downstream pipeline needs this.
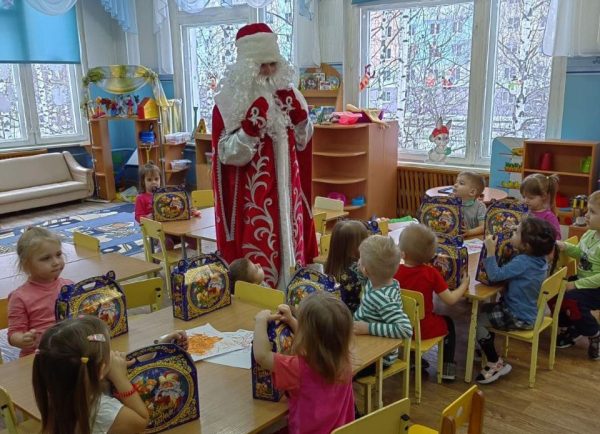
[301,90,339,98]
[344,204,365,211]
[522,168,590,178]
[314,123,368,130]
[313,151,367,157]
[313,177,366,184]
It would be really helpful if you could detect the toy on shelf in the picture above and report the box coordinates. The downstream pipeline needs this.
[138,97,159,119]
[504,162,522,172]
[500,180,520,189]
[93,97,106,118]
[539,152,553,171]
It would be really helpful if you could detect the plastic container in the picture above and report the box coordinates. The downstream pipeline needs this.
[171,159,191,171]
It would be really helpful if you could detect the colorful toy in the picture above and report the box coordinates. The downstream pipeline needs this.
[93,97,106,118]
[127,343,199,433]
[126,95,135,117]
[252,321,294,401]
[426,117,465,163]
[138,97,159,119]
[55,271,128,338]
[432,234,468,290]
[359,64,374,92]
[286,266,340,309]
[152,186,191,222]
[418,195,463,237]
[170,254,231,321]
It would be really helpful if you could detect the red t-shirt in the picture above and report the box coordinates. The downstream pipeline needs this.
[273,354,354,434]
[394,264,448,339]
[134,192,153,223]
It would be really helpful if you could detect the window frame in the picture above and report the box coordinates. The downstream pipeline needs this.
[0,63,86,150]
[358,0,565,167]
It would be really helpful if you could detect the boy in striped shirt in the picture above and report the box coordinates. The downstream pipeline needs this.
[353,235,413,365]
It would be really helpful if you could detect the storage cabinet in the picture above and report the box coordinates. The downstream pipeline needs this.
[89,118,116,201]
[300,63,343,111]
[195,133,213,190]
[312,121,399,220]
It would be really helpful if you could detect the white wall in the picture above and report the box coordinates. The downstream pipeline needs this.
[137,1,159,71]
[319,0,344,63]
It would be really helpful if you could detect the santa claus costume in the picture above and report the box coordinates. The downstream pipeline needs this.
[211,23,318,289]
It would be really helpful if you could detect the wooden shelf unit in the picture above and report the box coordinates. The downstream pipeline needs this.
[522,140,599,200]
[195,133,213,190]
[312,121,399,220]
[300,63,343,112]
[89,118,116,201]
[163,141,187,185]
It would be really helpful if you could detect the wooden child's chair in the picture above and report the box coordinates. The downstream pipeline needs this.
[234,281,284,310]
[121,277,163,313]
[73,231,100,252]
[190,189,215,254]
[332,398,411,434]
[0,386,41,434]
[0,298,7,364]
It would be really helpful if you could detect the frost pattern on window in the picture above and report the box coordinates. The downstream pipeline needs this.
[31,64,77,138]
[367,4,474,157]
[0,64,25,142]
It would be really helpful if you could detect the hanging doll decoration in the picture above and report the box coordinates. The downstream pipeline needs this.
[359,64,374,92]
[426,117,464,163]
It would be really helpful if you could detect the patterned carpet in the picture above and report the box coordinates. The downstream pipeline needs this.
[0,203,143,256]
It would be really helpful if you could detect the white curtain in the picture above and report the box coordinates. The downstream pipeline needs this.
[154,0,174,74]
[296,0,321,67]
[24,0,77,15]
[543,0,600,56]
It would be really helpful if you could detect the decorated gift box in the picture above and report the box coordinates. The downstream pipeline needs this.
[153,186,191,222]
[55,271,128,337]
[286,266,340,308]
[431,234,468,290]
[418,195,463,236]
[476,229,518,285]
[128,343,199,433]
[484,198,528,236]
[170,253,231,321]
[252,321,294,401]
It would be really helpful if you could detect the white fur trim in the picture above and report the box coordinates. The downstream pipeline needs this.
[236,32,280,64]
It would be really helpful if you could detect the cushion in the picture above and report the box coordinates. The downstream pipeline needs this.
[0,153,71,192]
[0,181,86,204]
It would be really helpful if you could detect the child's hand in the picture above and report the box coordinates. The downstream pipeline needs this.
[461,271,470,287]
[565,281,577,291]
[353,321,370,335]
[158,330,188,351]
[106,351,131,385]
[556,241,566,251]
[21,329,38,348]
[254,310,273,323]
[191,209,202,218]
[273,304,293,324]
[484,235,497,254]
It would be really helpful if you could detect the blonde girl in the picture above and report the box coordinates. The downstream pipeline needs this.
[324,220,369,312]
[7,227,73,357]
[520,173,561,239]
[253,292,355,432]
[33,316,149,434]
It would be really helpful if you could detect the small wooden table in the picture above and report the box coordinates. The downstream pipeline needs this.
[0,299,401,433]
[161,208,216,259]
[425,186,508,204]
[0,253,161,299]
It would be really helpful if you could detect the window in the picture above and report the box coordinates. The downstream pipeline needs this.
[175,1,294,131]
[361,0,559,165]
[0,64,84,148]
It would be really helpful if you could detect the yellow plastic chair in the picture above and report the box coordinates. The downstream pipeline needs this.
[191,189,215,208]
[332,398,411,434]
[314,212,327,236]
[314,196,344,212]
[0,386,42,434]
[408,385,485,434]
[139,217,184,296]
[73,231,100,252]
[234,281,285,310]
[0,298,7,364]
[122,277,163,313]
[558,236,578,278]
[402,289,444,404]
[313,233,332,265]
[379,220,389,236]
[355,296,413,414]
[489,266,567,387]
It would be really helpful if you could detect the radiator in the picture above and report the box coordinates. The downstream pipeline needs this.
[0,149,47,160]
[397,165,489,217]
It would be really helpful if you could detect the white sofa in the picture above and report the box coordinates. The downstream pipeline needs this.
[0,151,94,214]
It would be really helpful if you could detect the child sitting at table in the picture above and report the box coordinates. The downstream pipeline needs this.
[353,235,413,366]
[520,173,561,240]
[7,227,73,357]
[453,171,486,237]
[394,224,470,381]
[229,257,267,288]
[134,161,196,250]
[253,292,355,433]
[32,315,188,434]
[476,217,556,383]
[324,220,369,313]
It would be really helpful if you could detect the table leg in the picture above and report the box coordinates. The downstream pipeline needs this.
[464,298,479,383]
[376,357,383,410]
[180,236,187,260]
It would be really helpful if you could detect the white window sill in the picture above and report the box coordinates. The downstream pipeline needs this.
[0,143,86,153]
[397,160,490,175]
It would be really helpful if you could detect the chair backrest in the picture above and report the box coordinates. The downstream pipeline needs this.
[400,289,425,320]
[121,277,163,312]
[191,189,215,209]
[331,398,411,434]
[379,220,389,236]
[557,236,578,277]
[536,266,568,331]
[235,281,285,310]
[0,386,19,433]
[400,294,420,343]
[314,196,344,211]
[140,217,168,261]
[320,234,332,258]
[314,212,327,235]
[73,231,100,252]
[439,385,485,434]
[0,297,8,330]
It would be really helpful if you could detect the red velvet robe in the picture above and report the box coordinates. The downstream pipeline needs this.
[211,106,318,288]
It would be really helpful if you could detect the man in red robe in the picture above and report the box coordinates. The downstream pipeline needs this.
[211,23,318,289]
